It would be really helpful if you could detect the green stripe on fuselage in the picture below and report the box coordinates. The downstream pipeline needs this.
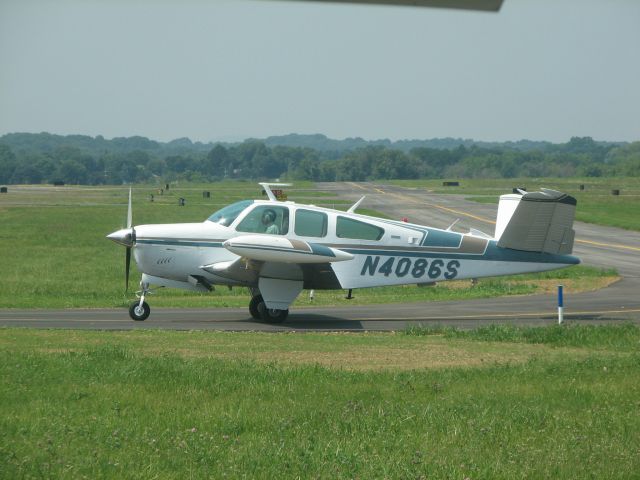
[136,239,224,248]
[341,241,579,264]
[136,238,578,265]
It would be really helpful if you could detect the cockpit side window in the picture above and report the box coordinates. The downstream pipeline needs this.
[294,209,327,238]
[336,216,384,240]
[207,200,253,227]
[236,205,289,235]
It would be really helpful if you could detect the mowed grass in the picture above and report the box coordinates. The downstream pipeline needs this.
[390,177,640,231]
[0,182,617,309]
[1,325,639,479]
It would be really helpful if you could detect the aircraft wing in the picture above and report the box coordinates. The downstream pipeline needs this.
[276,0,503,11]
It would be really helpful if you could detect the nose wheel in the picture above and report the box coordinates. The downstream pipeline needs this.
[129,300,150,321]
[129,281,152,321]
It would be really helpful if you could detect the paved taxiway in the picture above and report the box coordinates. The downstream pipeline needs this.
[2,182,638,331]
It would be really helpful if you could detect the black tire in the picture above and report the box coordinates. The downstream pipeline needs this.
[249,295,263,320]
[129,301,150,321]
[258,303,289,323]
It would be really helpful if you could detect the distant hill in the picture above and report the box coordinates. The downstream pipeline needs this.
[259,133,566,153]
[0,132,215,157]
[260,133,391,152]
[0,131,623,157]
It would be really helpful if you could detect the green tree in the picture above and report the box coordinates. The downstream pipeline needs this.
[147,158,167,176]
[53,160,88,184]
[204,144,231,177]
[0,144,17,183]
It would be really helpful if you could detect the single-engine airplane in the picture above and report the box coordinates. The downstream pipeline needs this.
[107,183,578,322]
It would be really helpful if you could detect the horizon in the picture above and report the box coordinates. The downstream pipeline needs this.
[1,130,634,146]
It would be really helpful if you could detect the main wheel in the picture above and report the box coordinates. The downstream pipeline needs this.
[129,301,150,321]
[258,303,289,323]
[249,295,263,320]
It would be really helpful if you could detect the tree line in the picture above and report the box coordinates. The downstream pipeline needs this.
[0,133,638,185]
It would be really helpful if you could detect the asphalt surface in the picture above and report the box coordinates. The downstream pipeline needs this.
[2,182,639,331]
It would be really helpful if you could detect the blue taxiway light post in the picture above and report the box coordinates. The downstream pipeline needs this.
[558,285,564,325]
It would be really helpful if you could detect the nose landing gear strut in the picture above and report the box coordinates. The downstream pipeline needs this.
[129,281,153,321]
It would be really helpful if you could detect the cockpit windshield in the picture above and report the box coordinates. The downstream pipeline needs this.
[206,200,253,226]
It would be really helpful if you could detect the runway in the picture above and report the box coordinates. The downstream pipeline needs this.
[1,287,638,331]
[2,182,639,331]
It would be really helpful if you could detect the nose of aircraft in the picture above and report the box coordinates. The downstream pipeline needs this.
[106,228,136,247]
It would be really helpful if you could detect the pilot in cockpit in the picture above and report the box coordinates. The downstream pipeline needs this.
[261,209,280,235]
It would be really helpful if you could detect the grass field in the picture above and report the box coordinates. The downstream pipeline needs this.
[1,324,639,478]
[389,177,640,231]
[0,181,616,310]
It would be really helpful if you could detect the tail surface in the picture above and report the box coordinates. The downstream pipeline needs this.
[495,188,576,255]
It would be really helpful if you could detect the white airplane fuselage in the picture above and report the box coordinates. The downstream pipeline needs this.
[108,186,579,321]
[129,201,578,291]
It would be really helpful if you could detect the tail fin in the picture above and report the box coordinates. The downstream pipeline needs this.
[495,188,576,255]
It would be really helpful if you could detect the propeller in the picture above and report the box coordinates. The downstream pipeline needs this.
[125,244,132,291]
[106,187,136,291]
[125,186,133,291]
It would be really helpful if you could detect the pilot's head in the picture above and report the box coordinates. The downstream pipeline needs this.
[261,209,276,225]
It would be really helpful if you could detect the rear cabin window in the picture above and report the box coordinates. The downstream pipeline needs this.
[336,216,384,241]
[295,209,327,238]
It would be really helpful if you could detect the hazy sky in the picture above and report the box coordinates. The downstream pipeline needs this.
[1,0,638,143]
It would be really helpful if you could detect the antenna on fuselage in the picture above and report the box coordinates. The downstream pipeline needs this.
[446,218,460,231]
[347,195,366,213]
[259,182,292,202]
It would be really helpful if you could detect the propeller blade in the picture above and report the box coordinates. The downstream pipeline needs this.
[127,186,133,229]
[125,246,131,291]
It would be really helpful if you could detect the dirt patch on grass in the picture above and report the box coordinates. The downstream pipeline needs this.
[138,339,587,371]
[5,330,601,372]
[442,276,618,294]
[529,276,619,293]
[249,342,588,371]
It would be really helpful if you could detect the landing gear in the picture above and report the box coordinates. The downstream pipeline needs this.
[129,281,151,321]
[249,295,263,320]
[129,301,150,321]
[259,304,289,323]
[248,294,288,323]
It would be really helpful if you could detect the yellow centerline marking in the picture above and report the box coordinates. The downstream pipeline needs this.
[6,308,640,324]
[424,201,496,224]
[575,238,640,252]
[384,190,496,223]
[347,182,368,191]
[377,187,640,253]
[371,184,386,194]
[357,308,640,322]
